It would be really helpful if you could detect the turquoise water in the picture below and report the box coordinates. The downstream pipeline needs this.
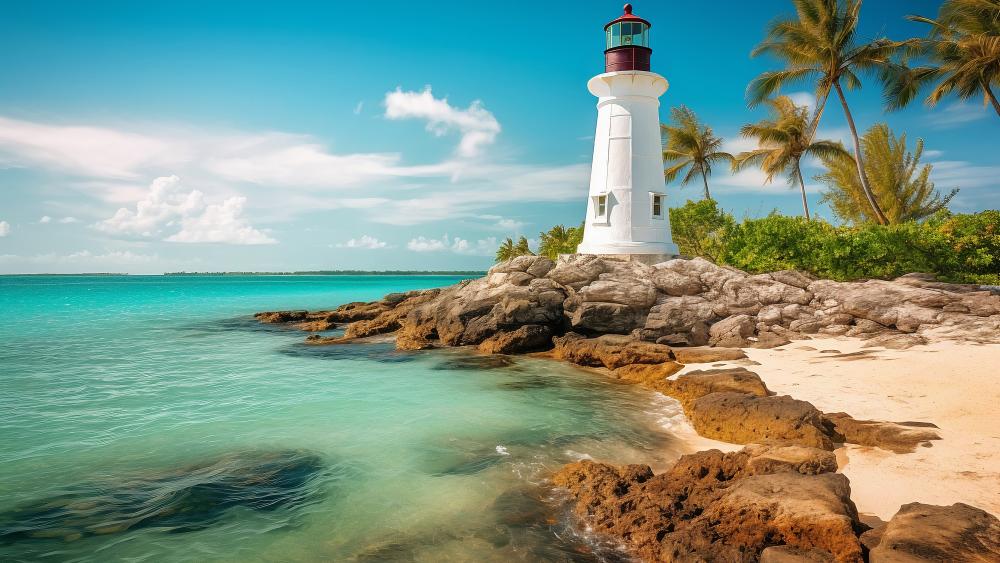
[0,275,686,562]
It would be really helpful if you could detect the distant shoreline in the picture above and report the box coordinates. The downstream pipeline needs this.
[1,271,486,277]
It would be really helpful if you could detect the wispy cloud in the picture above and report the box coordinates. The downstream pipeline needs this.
[407,234,498,256]
[927,102,990,128]
[384,87,501,157]
[0,221,9,237]
[335,235,390,249]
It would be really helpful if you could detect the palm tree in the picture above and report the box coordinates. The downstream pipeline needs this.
[513,236,534,257]
[816,123,958,224]
[494,236,535,262]
[882,0,1000,117]
[748,0,903,225]
[538,224,573,260]
[495,238,516,262]
[734,96,851,220]
[661,106,735,201]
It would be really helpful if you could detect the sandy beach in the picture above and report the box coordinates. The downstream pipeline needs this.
[673,338,1000,521]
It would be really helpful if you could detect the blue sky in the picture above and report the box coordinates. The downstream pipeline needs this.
[0,0,996,273]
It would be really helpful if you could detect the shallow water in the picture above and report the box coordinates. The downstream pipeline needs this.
[0,275,687,562]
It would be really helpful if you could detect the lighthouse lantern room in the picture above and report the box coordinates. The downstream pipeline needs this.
[576,4,679,259]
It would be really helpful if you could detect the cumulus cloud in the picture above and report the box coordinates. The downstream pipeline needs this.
[58,216,79,224]
[407,234,498,256]
[384,87,501,157]
[39,215,52,224]
[336,235,389,249]
[97,175,274,244]
[0,221,9,237]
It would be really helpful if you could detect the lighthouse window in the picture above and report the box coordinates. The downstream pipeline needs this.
[608,22,649,49]
[596,195,607,218]
[651,193,664,219]
[611,23,620,47]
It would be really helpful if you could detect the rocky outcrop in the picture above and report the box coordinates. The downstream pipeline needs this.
[552,445,863,562]
[476,324,554,354]
[550,333,675,369]
[823,413,940,454]
[658,367,771,409]
[689,392,835,450]
[261,255,1000,352]
[864,502,1000,562]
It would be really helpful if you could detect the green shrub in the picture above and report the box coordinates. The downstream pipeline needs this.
[672,205,998,284]
[668,199,734,262]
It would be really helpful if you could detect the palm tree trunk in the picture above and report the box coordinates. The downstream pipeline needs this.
[794,162,810,221]
[806,86,832,142]
[983,80,1000,118]
[833,80,889,225]
[701,165,712,200]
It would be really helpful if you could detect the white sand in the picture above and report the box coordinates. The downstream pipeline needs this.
[688,337,1000,520]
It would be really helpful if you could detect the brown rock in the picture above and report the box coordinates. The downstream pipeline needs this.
[689,392,834,450]
[867,502,1000,562]
[862,333,928,350]
[343,289,440,340]
[656,368,770,409]
[254,310,309,323]
[476,324,554,354]
[672,346,748,364]
[551,333,675,370]
[823,413,940,453]
[761,546,836,562]
[552,445,862,563]
[612,362,683,387]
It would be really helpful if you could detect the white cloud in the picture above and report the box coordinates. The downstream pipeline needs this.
[39,215,52,224]
[925,160,1000,189]
[923,149,944,158]
[165,196,276,245]
[787,91,816,113]
[336,235,389,249]
[384,87,501,157]
[0,221,9,237]
[354,101,364,115]
[928,102,990,128]
[97,175,274,244]
[58,216,79,223]
[407,234,498,256]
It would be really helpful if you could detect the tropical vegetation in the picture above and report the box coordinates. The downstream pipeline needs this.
[734,96,850,220]
[747,0,907,225]
[661,106,734,201]
[882,0,1000,116]
[816,123,958,224]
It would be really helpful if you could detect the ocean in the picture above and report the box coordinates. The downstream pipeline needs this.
[0,275,687,562]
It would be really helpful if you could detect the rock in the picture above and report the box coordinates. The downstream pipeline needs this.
[657,368,771,409]
[754,330,793,348]
[823,413,940,453]
[294,319,337,332]
[862,333,928,350]
[612,362,683,387]
[552,445,862,563]
[761,545,836,562]
[578,277,658,309]
[672,346,748,364]
[0,449,324,542]
[395,331,435,351]
[563,299,646,334]
[867,502,1000,562]
[550,333,675,370]
[741,443,838,476]
[639,296,716,345]
[689,393,834,450]
[769,269,818,290]
[343,290,440,340]
[255,310,309,323]
[476,325,554,355]
[326,300,390,323]
[651,267,703,296]
[709,314,756,347]
[545,255,607,290]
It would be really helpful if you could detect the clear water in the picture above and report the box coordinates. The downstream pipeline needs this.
[0,275,688,562]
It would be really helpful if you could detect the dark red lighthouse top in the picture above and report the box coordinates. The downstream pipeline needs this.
[604,4,652,72]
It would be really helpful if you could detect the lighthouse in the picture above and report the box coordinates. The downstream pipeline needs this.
[576,4,679,259]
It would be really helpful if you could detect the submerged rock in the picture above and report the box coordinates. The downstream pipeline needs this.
[477,324,554,355]
[0,449,325,542]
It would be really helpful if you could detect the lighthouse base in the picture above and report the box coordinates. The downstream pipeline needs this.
[559,252,680,267]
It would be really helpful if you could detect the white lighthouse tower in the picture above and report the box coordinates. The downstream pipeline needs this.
[577,4,679,259]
